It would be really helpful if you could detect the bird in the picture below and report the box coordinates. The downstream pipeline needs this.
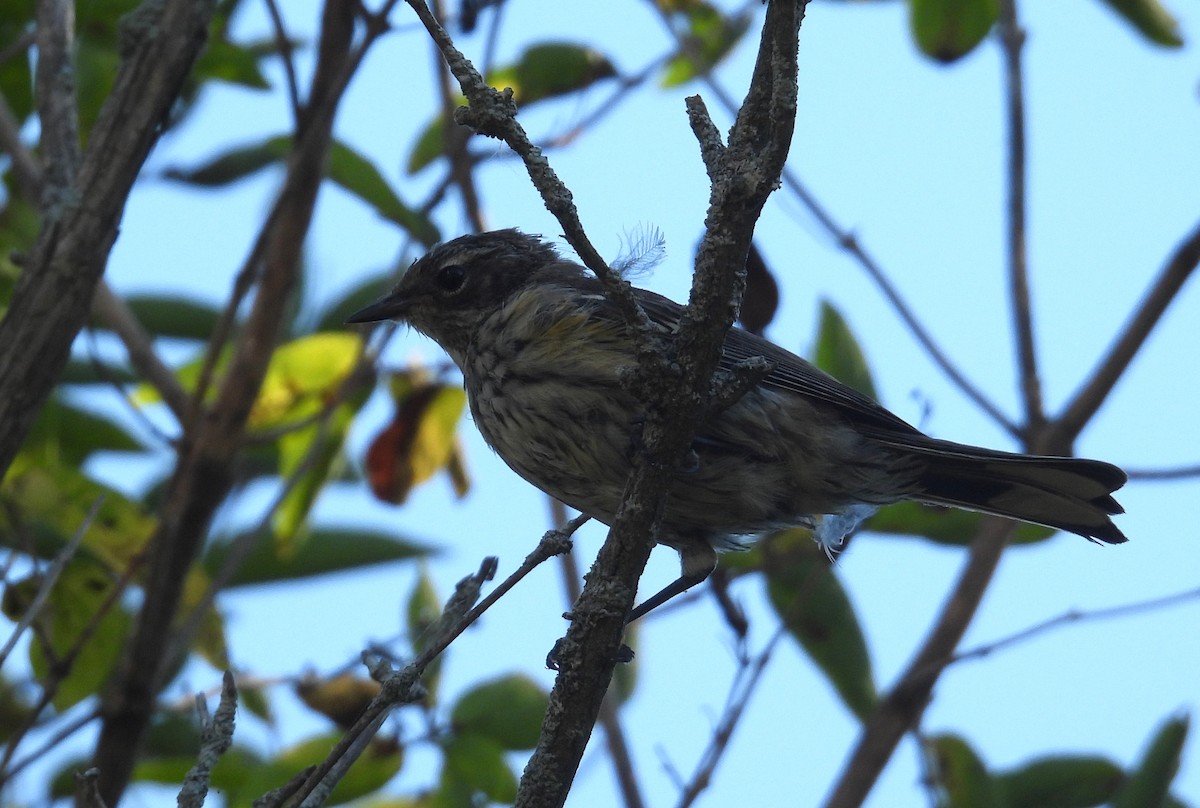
[348,229,1127,621]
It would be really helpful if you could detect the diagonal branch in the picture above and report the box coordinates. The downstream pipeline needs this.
[1053,216,1200,445]
[0,0,217,479]
[88,2,386,802]
[822,518,1015,808]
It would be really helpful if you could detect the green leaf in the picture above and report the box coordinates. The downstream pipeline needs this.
[1111,713,1190,808]
[327,141,440,245]
[10,560,133,710]
[249,332,363,430]
[929,734,1002,808]
[164,136,438,243]
[451,674,549,750]
[1,460,157,569]
[192,37,272,90]
[23,397,144,464]
[441,733,518,804]
[407,567,444,703]
[762,530,876,719]
[271,390,368,544]
[866,501,1055,546]
[660,3,751,87]
[203,527,433,587]
[59,359,139,385]
[1096,0,1184,47]
[296,673,381,728]
[909,0,999,63]
[232,732,402,806]
[995,754,1123,808]
[163,135,290,186]
[121,294,222,341]
[488,42,617,105]
[811,300,877,400]
[407,113,455,175]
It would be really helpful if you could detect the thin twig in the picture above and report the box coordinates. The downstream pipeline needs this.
[91,281,191,422]
[675,629,784,808]
[997,0,1043,431]
[284,526,580,807]
[1125,463,1200,481]
[262,0,303,126]
[953,585,1200,665]
[0,90,42,199]
[1054,216,1200,446]
[0,496,102,669]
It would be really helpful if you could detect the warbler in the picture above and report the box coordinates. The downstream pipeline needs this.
[348,229,1127,619]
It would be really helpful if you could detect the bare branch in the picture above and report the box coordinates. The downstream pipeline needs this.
[1054,216,1200,445]
[822,518,1015,808]
[675,629,784,808]
[0,0,218,479]
[648,3,1017,436]
[90,281,191,423]
[550,499,646,808]
[953,584,1200,666]
[177,671,238,808]
[997,0,1043,430]
[35,0,81,202]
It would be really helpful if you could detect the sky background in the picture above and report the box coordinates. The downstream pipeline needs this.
[41,0,1200,805]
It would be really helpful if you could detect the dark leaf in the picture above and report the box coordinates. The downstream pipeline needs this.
[812,300,877,400]
[327,141,441,245]
[122,294,222,341]
[1111,713,1190,808]
[909,0,999,63]
[762,530,876,719]
[866,501,1055,546]
[929,734,1002,808]
[1096,0,1184,46]
[450,674,550,750]
[738,242,779,335]
[203,527,433,587]
[995,754,1124,808]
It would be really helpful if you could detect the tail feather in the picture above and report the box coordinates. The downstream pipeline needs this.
[889,439,1128,544]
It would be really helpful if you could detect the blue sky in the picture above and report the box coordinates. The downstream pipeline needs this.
[70,0,1200,805]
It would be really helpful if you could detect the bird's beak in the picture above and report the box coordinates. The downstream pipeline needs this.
[346,294,407,324]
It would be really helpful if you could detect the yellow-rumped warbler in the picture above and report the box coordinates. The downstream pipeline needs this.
[349,229,1126,619]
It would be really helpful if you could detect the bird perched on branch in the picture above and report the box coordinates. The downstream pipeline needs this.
[349,229,1127,621]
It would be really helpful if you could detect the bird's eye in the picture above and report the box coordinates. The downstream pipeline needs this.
[434,264,467,292]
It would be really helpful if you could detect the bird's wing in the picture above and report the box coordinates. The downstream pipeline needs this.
[630,288,924,437]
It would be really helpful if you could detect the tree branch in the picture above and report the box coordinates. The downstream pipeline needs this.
[0,0,217,479]
[822,518,1015,808]
[997,0,1043,430]
[88,2,371,801]
[1053,216,1200,446]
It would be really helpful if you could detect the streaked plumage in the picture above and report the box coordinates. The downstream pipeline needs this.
[349,230,1127,618]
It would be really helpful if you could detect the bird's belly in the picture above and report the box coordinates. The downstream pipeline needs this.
[466,372,893,543]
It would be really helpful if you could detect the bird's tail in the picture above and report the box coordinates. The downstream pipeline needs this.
[884,437,1128,543]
